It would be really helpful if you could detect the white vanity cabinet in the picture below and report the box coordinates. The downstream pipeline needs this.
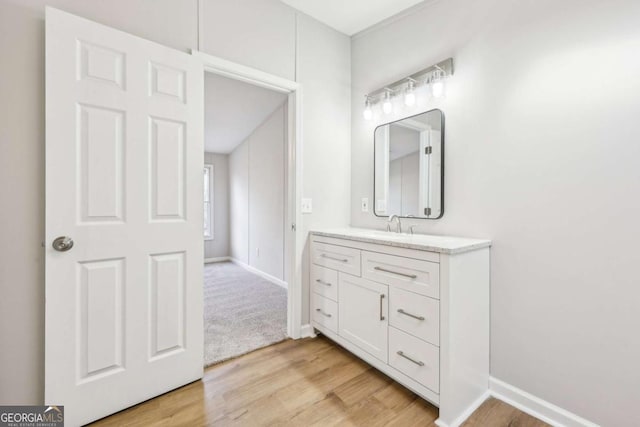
[309,228,491,427]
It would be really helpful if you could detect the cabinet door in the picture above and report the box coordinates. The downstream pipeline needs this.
[338,273,388,362]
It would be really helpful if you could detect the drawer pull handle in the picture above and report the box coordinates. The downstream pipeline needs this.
[315,308,332,318]
[322,254,348,263]
[316,279,332,286]
[397,351,425,366]
[397,309,425,321]
[374,266,417,279]
[380,294,386,321]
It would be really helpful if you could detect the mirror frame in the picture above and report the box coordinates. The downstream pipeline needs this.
[373,108,445,219]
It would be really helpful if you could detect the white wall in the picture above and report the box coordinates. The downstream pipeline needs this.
[229,141,249,264]
[0,0,351,405]
[296,14,352,321]
[351,0,640,425]
[204,152,229,259]
[248,106,286,280]
[228,105,286,280]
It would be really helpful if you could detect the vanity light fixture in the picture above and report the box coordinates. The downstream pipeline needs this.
[362,57,453,119]
[382,89,393,114]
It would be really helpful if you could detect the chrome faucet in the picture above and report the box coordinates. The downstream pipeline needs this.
[387,214,402,233]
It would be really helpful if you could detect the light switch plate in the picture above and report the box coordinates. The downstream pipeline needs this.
[361,197,369,212]
[301,198,313,214]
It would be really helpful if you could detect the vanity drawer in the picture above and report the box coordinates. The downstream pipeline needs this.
[311,294,338,333]
[311,264,338,301]
[389,287,440,346]
[311,241,361,276]
[389,326,440,393]
[362,251,439,299]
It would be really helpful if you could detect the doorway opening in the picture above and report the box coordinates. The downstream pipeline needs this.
[197,53,302,366]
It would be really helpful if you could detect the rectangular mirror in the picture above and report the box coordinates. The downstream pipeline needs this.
[374,109,444,219]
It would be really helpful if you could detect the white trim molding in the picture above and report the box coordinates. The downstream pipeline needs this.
[299,324,316,338]
[230,258,288,290]
[204,256,230,264]
[193,50,303,340]
[434,391,491,427]
[489,377,599,427]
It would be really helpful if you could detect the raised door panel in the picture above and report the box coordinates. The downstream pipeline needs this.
[149,252,186,360]
[77,258,125,382]
[78,105,125,223]
[338,273,388,362]
[149,117,186,221]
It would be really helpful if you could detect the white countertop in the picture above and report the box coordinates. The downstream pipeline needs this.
[310,227,491,255]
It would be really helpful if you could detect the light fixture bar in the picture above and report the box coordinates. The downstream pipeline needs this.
[365,57,454,102]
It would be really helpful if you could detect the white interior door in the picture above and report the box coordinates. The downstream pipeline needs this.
[45,7,204,426]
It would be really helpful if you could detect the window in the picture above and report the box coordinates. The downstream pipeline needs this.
[204,164,213,240]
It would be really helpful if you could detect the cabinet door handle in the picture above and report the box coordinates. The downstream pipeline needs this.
[379,294,386,320]
[397,309,425,321]
[315,308,332,318]
[374,266,417,279]
[397,351,425,366]
[316,279,332,286]
[321,254,348,263]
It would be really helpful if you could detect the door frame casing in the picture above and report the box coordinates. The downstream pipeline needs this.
[193,51,303,338]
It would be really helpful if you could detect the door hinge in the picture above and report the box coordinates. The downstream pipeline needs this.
[291,223,296,231]
[424,207,432,216]
[425,146,432,155]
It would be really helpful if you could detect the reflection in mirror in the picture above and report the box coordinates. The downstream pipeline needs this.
[374,109,443,219]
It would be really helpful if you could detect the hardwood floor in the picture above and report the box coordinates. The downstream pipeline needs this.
[91,337,549,427]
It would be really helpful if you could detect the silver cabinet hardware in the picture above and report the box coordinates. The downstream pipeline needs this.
[374,266,417,279]
[315,308,332,318]
[397,351,424,366]
[52,236,74,252]
[379,294,385,320]
[397,309,425,321]
[321,254,348,263]
[315,279,332,286]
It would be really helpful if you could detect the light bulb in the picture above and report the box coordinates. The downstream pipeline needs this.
[363,106,372,120]
[382,91,393,114]
[404,91,416,106]
[431,69,446,98]
[363,97,373,120]
[404,79,416,106]
[432,80,445,98]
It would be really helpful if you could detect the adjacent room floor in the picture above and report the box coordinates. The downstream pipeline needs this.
[91,336,549,426]
[203,261,287,366]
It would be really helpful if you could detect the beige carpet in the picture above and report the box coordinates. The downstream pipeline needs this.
[203,261,287,367]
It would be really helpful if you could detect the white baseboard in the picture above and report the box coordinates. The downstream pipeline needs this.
[434,390,491,427]
[299,324,316,338]
[230,258,288,289]
[204,256,230,264]
[489,377,598,427]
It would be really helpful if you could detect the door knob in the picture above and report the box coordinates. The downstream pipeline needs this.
[52,236,74,252]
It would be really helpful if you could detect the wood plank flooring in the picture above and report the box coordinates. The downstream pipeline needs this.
[90,336,549,426]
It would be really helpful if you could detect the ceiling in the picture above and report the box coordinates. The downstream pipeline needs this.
[205,74,287,154]
[280,0,425,35]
